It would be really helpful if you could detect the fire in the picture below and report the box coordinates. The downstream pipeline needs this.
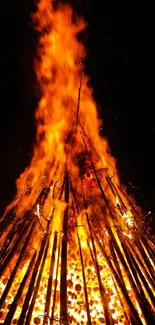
[0,1,155,325]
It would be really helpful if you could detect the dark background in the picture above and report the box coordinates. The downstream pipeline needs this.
[0,0,155,232]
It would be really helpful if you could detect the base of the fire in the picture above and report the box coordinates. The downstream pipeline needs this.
[0,137,155,325]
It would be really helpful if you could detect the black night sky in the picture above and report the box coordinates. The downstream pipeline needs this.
[0,0,155,232]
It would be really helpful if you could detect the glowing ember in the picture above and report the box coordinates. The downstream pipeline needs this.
[0,1,155,325]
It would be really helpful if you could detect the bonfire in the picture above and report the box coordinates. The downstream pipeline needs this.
[0,1,155,324]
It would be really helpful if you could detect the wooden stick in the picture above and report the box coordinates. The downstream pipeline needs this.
[143,237,155,261]
[111,273,131,325]
[0,216,29,261]
[147,237,155,254]
[43,232,57,325]
[50,237,61,325]
[87,239,113,325]
[77,233,92,325]
[134,239,155,286]
[0,222,35,309]
[113,230,153,324]
[138,237,155,278]
[109,240,124,283]
[24,238,49,325]
[0,207,16,234]
[118,185,139,215]
[125,242,155,319]
[91,228,144,325]
[0,222,30,278]
[60,173,69,324]
[106,175,126,211]
[81,177,113,325]
[126,240,155,309]
[3,251,36,325]
[76,59,83,124]
[17,229,49,325]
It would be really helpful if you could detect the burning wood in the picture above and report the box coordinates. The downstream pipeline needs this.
[0,0,155,324]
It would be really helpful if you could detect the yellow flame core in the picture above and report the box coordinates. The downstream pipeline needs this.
[14,0,117,203]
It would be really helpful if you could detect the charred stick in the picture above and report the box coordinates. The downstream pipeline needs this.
[81,132,119,223]
[58,173,66,200]
[82,177,113,325]
[109,240,125,284]
[143,237,155,261]
[0,208,16,234]
[106,175,126,211]
[139,237,155,274]
[147,237,155,253]
[77,233,92,325]
[0,222,35,309]
[50,238,61,324]
[111,274,131,325]
[76,59,83,124]
[0,211,34,264]
[0,232,16,264]
[118,186,138,215]
[40,175,57,205]
[126,241,155,308]
[25,238,49,325]
[17,229,49,325]
[136,239,155,286]
[0,217,28,260]
[114,230,153,325]
[125,243,155,319]
[110,239,137,324]
[0,219,19,255]
[43,232,58,325]
[87,239,113,325]
[60,173,69,324]
[3,251,36,325]
[135,239,155,286]
[109,241,139,324]
[141,235,155,259]
[105,175,116,197]
[0,222,30,278]
[92,228,144,325]
[69,177,80,213]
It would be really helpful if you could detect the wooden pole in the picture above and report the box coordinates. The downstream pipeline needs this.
[17,229,49,325]
[0,222,30,278]
[111,274,131,325]
[0,207,16,234]
[124,242,155,320]
[0,222,35,309]
[50,237,61,325]
[3,251,36,325]
[77,233,92,325]
[43,232,57,325]
[147,237,155,254]
[76,59,83,125]
[131,239,155,287]
[91,228,144,325]
[0,215,30,262]
[24,238,49,325]
[138,237,155,280]
[112,230,154,325]
[60,173,69,324]
[106,175,127,211]
[80,178,113,325]
[126,240,155,309]
[87,239,113,325]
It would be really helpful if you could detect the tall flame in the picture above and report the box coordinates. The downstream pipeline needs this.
[13,0,118,214]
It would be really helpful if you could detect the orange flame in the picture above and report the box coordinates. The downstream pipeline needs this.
[8,0,119,216]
